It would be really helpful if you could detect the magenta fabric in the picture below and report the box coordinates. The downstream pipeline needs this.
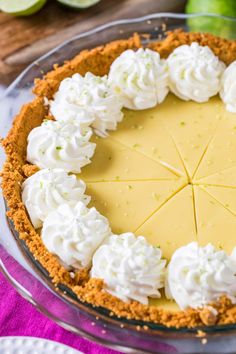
[0,271,120,354]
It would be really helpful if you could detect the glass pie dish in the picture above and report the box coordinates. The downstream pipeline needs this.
[1,13,236,354]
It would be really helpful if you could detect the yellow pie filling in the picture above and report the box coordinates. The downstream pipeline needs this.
[79,93,236,310]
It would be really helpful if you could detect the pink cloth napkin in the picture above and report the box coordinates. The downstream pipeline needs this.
[0,271,120,354]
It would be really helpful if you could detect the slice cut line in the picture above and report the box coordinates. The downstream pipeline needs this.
[200,185,236,216]
[155,94,223,179]
[195,165,236,188]
[110,102,186,177]
[193,186,236,254]
[87,179,187,235]
[135,185,197,259]
[79,136,181,182]
[194,110,236,180]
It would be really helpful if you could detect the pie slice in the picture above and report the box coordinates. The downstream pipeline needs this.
[135,185,197,260]
[110,101,186,177]
[79,136,178,182]
[156,95,223,178]
[195,165,236,188]
[87,179,186,235]
[194,186,236,253]
[194,111,236,180]
[200,185,236,215]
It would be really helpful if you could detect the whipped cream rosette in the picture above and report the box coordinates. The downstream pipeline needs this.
[41,202,111,269]
[51,101,94,128]
[50,72,123,137]
[220,61,236,113]
[27,119,96,173]
[166,242,236,309]
[91,232,166,304]
[167,42,225,102]
[231,247,236,262]
[108,48,169,110]
[22,168,90,229]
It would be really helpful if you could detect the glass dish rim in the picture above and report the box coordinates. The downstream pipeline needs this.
[3,12,236,98]
[2,11,236,339]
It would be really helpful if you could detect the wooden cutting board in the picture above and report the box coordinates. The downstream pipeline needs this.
[0,0,186,85]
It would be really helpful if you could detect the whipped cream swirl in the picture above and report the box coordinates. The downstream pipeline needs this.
[22,168,90,229]
[41,202,111,268]
[220,61,236,113]
[91,232,166,304]
[50,72,123,137]
[166,242,236,309]
[27,119,96,173]
[108,48,169,110]
[167,42,225,102]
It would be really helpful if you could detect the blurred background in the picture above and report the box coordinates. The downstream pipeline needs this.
[1,0,236,86]
[0,0,187,85]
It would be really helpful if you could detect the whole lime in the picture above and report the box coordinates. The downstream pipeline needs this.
[186,0,236,39]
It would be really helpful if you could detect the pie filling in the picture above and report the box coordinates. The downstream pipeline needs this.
[80,94,236,311]
[2,31,236,328]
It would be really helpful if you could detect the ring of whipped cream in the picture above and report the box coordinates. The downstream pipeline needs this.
[23,43,236,309]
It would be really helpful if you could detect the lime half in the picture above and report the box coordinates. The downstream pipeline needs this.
[57,0,100,9]
[0,0,47,16]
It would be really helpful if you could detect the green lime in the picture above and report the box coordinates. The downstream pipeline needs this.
[57,0,100,9]
[0,0,47,16]
[186,0,236,39]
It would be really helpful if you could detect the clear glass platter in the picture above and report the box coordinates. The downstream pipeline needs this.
[1,13,236,354]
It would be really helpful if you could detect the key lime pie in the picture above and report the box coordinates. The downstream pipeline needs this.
[2,30,236,328]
